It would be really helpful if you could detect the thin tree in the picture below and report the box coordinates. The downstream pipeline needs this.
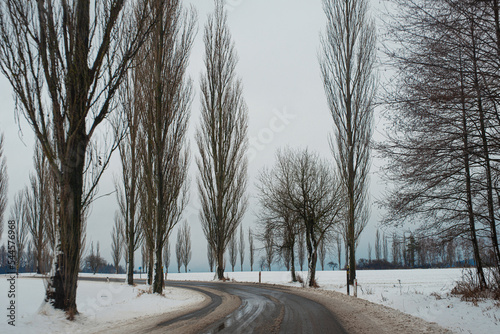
[0,133,7,242]
[11,190,29,275]
[239,224,245,271]
[229,233,238,272]
[207,243,215,272]
[0,0,152,315]
[25,144,51,274]
[139,0,195,294]
[111,213,123,274]
[262,223,274,271]
[334,233,342,270]
[196,0,249,280]
[320,0,376,292]
[383,233,389,261]
[116,51,144,285]
[163,238,171,274]
[180,221,192,273]
[375,229,381,261]
[175,228,184,273]
[248,227,254,271]
[367,243,372,263]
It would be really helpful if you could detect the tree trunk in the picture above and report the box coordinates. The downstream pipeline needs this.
[471,23,500,267]
[290,244,297,282]
[216,248,225,280]
[46,136,86,318]
[148,251,153,286]
[127,242,134,285]
[459,56,487,289]
[305,222,318,287]
[37,232,43,274]
[153,245,163,293]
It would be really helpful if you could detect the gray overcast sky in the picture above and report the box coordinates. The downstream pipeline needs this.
[0,0,390,272]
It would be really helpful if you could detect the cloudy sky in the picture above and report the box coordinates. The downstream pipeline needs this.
[0,0,392,272]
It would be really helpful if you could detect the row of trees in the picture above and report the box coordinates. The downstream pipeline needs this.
[380,0,500,290]
[0,0,375,317]
[0,143,58,276]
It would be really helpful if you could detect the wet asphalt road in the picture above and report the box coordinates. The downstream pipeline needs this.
[165,281,347,334]
[77,276,347,334]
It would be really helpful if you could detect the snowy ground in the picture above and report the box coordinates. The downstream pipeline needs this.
[0,274,204,333]
[1,269,498,333]
[165,268,500,334]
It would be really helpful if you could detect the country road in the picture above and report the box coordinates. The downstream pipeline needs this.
[79,276,347,333]
[78,276,451,334]
[167,281,347,334]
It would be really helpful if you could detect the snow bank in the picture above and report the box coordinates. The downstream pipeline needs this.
[0,275,204,333]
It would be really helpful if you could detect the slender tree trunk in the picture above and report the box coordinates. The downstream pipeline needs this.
[148,249,153,286]
[290,243,297,282]
[459,55,487,289]
[37,232,43,274]
[471,23,500,267]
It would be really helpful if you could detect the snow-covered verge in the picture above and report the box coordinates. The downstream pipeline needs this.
[165,268,500,334]
[0,275,204,334]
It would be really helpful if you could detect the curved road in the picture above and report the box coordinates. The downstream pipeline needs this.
[164,281,346,334]
[78,276,347,333]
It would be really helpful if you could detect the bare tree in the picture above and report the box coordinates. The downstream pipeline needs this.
[228,233,238,272]
[262,223,274,271]
[248,227,255,271]
[163,239,171,274]
[180,221,192,273]
[334,232,342,270]
[10,190,29,274]
[116,53,144,286]
[25,144,51,274]
[320,0,376,291]
[196,0,249,280]
[257,167,302,281]
[379,0,500,287]
[257,148,343,286]
[175,228,184,273]
[207,243,215,272]
[138,0,195,294]
[375,229,381,261]
[111,213,123,274]
[367,243,372,263]
[0,133,7,241]
[0,0,153,315]
[239,225,245,271]
[383,233,389,261]
[141,241,149,275]
[85,241,106,275]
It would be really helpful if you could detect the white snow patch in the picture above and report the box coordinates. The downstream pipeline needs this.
[0,275,204,333]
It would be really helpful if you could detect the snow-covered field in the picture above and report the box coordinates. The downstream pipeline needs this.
[166,268,500,334]
[0,269,498,333]
[0,274,204,333]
